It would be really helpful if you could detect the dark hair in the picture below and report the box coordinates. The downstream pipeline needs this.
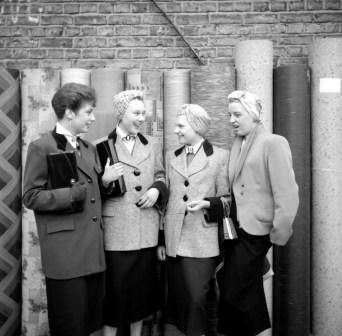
[51,82,96,120]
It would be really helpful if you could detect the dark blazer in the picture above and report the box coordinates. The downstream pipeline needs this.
[23,129,106,279]
[229,123,299,246]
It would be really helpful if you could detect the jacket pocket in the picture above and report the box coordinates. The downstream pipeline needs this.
[102,206,116,217]
[47,219,75,234]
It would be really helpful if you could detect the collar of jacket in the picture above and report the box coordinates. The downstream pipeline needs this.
[51,127,88,151]
[174,139,213,157]
[108,128,148,145]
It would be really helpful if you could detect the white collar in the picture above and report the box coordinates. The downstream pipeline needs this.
[56,122,77,138]
[186,138,204,155]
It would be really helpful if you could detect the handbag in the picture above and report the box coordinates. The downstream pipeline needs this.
[220,197,238,240]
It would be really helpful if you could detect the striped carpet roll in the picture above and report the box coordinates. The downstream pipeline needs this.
[61,68,91,87]
[21,68,60,336]
[163,70,191,153]
[85,68,124,142]
[0,68,21,336]
[309,37,342,336]
[235,39,274,336]
[191,65,235,150]
[273,64,311,336]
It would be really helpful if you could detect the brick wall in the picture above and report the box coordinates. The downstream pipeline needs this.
[0,0,341,70]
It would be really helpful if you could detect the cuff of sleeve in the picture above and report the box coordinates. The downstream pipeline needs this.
[150,180,169,209]
[204,197,224,223]
[158,229,165,246]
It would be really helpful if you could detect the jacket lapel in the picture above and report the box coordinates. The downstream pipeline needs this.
[170,148,187,179]
[187,145,209,177]
[132,135,150,166]
[229,137,242,183]
[108,129,149,169]
[76,139,94,178]
[231,123,264,182]
[51,128,93,178]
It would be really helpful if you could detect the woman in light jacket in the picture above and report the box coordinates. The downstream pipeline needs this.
[217,90,299,336]
[101,90,168,336]
[158,104,229,336]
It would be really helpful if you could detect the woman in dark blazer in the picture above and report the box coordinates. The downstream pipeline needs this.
[217,90,299,336]
[158,104,229,336]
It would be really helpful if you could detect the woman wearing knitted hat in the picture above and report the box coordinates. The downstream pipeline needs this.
[100,90,168,336]
[157,104,230,336]
[216,90,299,336]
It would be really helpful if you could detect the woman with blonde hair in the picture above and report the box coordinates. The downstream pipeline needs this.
[217,90,299,336]
[158,103,229,336]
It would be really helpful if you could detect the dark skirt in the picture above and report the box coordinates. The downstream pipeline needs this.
[217,227,272,336]
[104,247,160,327]
[166,256,217,336]
[46,272,105,336]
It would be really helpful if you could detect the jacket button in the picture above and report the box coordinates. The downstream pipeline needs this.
[241,184,245,188]
[134,169,141,176]
[90,198,95,203]
[184,180,189,187]
[135,186,142,191]
[87,179,92,183]
[183,195,188,202]
[92,216,97,221]
[240,192,244,196]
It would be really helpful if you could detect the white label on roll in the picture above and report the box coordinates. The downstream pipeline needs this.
[319,78,341,93]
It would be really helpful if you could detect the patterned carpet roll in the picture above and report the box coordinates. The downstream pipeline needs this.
[85,68,124,142]
[21,69,60,336]
[125,69,164,146]
[163,70,190,153]
[0,67,21,336]
[191,65,235,150]
[61,68,90,87]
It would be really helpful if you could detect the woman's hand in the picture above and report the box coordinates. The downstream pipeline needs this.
[137,188,160,208]
[186,200,210,212]
[157,246,166,261]
[102,158,124,187]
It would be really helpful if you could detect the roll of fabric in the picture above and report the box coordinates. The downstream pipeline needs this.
[125,69,164,146]
[60,68,90,87]
[235,40,273,131]
[235,40,274,336]
[309,37,342,336]
[190,65,235,150]
[84,68,125,143]
[0,68,21,336]
[163,70,191,153]
[21,68,60,336]
[273,65,311,336]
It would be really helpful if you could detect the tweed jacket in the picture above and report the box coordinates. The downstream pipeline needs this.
[22,129,106,279]
[164,140,229,258]
[229,123,299,246]
[102,129,167,251]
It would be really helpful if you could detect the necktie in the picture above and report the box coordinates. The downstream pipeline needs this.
[186,147,195,166]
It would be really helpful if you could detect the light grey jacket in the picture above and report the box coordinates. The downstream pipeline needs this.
[102,130,167,251]
[164,140,229,258]
[229,124,299,246]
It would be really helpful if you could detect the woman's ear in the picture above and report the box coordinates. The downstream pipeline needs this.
[65,108,74,120]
